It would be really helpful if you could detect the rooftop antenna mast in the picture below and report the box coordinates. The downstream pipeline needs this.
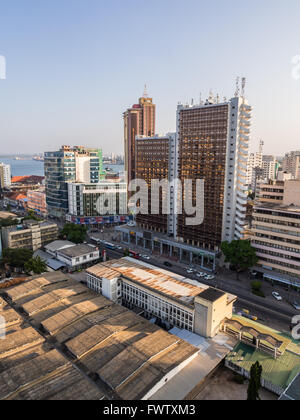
[259,139,264,155]
[235,77,240,97]
[241,77,246,99]
[143,84,148,98]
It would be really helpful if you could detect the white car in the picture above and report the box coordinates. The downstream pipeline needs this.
[142,255,150,260]
[186,269,194,274]
[272,292,283,301]
[206,275,215,280]
[196,272,205,278]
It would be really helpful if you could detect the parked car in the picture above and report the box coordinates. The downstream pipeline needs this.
[272,291,283,301]
[164,261,172,267]
[186,268,194,274]
[206,275,215,281]
[142,255,150,260]
[292,301,300,310]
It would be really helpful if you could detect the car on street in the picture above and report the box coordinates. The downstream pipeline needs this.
[205,275,215,280]
[292,301,300,310]
[116,246,123,251]
[186,268,194,274]
[272,291,283,301]
[142,255,150,260]
[196,272,206,277]
[127,222,136,227]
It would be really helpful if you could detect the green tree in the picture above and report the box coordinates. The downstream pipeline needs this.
[25,256,47,275]
[221,240,258,280]
[1,248,33,270]
[60,223,87,244]
[24,210,41,222]
[251,281,262,292]
[124,248,130,257]
[247,361,263,401]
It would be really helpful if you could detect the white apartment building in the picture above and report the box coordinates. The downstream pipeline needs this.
[283,151,300,180]
[246,151,263,188]
[251,180,300,286]
[68,181,127,218]
[262,155,278,180]
[174,94,252,246]
[55,243,100,269]
[86,257,236,338]
[0,163,11,188]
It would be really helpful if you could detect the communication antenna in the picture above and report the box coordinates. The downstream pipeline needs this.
[143,84,148,98]
[216,93,220,104]
[241,77,246,98]
[235,77,240,97]
[208,89,214,102]
[191,98,194,106]
[259,139,264,155]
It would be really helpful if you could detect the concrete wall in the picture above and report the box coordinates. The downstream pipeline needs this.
[284,180,300,206]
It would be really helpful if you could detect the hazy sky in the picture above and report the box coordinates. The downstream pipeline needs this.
[0,0,299,156]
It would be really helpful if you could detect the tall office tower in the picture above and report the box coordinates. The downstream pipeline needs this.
[262,155,278,180]
[44,145,105,219]
[135,133,177,235]
[176,93,252,251]
[0,163,11,189]
[282,151,300,179]
[124,87,156,186]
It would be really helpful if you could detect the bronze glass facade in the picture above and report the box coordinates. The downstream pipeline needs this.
[177,104,229,250]
[135,137,169,233]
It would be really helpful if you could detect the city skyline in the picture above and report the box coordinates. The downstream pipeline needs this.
[0,0,300,156]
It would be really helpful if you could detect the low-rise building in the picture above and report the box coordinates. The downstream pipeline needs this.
[251,180,300,286]
[224,317,300,396]
[1,220,58,251]
[55,243,100,270]
[44,240,75,257]
[67,181,127,226]
[86,257,236,338]
[3,192,28,210]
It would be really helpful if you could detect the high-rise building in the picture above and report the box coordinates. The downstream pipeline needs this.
[0,163,11,189]
[117,87,252,270]
[262,155,278,180]
[124,87,156,186]
[44,146,105,219]
[135,134,177,235]
[176,94,252,250]
[283,151,300,180]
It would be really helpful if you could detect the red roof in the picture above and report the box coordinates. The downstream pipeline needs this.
[4,192,27,201]
[11,175,44,184]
